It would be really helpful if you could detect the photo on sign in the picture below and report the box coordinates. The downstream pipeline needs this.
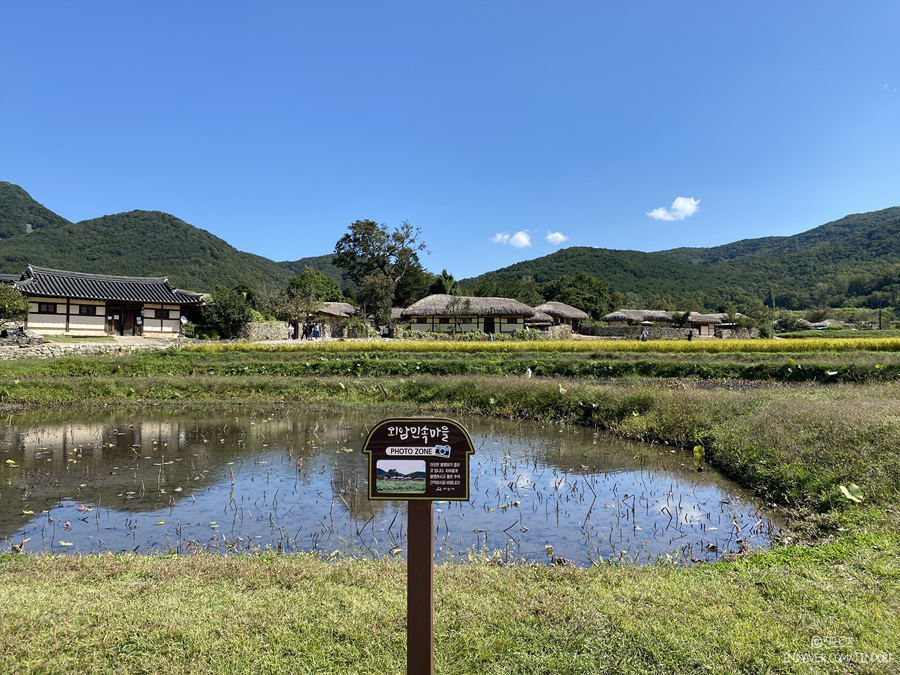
[376,460,426,494]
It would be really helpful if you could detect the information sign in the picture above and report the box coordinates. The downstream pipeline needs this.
[362,417,474,501]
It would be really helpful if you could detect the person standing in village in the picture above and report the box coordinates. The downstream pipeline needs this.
[640,328,649,341]
[287,323,294,341]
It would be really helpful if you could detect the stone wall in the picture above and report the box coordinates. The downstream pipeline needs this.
[716,328,760,339]
[580,325,761,340]
[579,325,696,340]
[0,341,176,361]
[547,325,573,340]
[237,321,289,341]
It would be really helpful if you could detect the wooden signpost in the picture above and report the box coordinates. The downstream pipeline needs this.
[362,417,474,675]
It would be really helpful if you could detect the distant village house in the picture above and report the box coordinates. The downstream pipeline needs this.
[2,266,204,337]
[400,295,535,334]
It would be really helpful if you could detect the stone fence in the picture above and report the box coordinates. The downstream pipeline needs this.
[579,325,760,340]
[0,341,178,361]
[237,321,289,341]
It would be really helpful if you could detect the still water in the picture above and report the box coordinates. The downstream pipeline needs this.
[0,407,779,566]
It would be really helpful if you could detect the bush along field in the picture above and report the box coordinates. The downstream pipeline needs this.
[0,339,898,674]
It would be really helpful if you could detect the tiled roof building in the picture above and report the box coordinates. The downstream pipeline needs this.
[5,265,203,337]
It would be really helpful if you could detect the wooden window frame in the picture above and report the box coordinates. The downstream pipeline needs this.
[37,303,58,314]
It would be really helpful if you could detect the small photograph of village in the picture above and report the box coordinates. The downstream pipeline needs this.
[375,460,427,494]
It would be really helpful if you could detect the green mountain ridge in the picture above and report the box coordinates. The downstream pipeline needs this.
[0,182,345,292]
[461,208,900,310]
[3,181,899,310]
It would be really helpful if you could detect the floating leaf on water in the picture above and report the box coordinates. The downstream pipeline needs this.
[22,510,34,516]
[156,520,166,525]
[545,545,554,556]
[58,541,73,547]
[839,484,864,503]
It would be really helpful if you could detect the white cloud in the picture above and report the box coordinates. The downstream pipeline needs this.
[509,231,531,247]
[546,231,568,245]
[492,230,532,247]
[647,196,701,221]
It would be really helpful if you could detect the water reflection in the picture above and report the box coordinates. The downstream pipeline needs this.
[0,407,779,565]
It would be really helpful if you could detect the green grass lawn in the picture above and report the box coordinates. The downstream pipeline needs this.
[1,342,899,673]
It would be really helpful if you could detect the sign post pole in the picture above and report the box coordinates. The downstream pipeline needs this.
[361,417,474,675]
[407,500,434,675]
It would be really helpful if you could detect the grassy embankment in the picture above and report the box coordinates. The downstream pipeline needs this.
[1,338,899,673]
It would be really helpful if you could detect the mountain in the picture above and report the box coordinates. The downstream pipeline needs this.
[0,182,71,239]
[0,183,299,292]
[3,181,899,310]
[460,246,738,299]
[461,208,900,309]
[277,254,344,285]
[659,208,900,265]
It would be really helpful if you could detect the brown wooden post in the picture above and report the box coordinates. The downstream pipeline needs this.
[407,500,433,675]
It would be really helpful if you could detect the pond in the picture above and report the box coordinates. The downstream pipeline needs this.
[0,407,780,566]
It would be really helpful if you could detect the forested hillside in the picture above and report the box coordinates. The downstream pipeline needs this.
[461,208,900,310]
[0,209,292,292]
[3,181,899,311]
[277,254,344,285]
[0,182,71,239]
[460,247,739,300]
[0,184,298,292]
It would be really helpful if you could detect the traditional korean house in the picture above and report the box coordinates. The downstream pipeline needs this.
[533,301,590,331]
[400,295,535,334]
[602,309,675,326]
[8,265,204,337]
[685,312,725,338]
[524,310,554,330]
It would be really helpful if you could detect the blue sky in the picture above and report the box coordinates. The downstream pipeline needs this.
[2,2,898,280]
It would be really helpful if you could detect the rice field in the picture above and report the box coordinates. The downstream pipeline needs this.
[183,336,900,355]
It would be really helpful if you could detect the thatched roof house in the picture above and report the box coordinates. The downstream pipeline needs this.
[525,310,553,329]
[401,294,535,334]
[603,309,674,326]
[534,301,590,330]
[315,302,356,319]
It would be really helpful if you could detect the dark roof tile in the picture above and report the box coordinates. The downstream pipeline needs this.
[14,266,203,305]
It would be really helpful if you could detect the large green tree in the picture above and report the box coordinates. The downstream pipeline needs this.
[200,286,255,339]
[429,269,459,296]
[392,254,432,308]
[0,285,29,329]
[332,220,428,287]
[543,273,610,319]
[473,276,543,306]
[288,267,343,303]
[356,274,396,326]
